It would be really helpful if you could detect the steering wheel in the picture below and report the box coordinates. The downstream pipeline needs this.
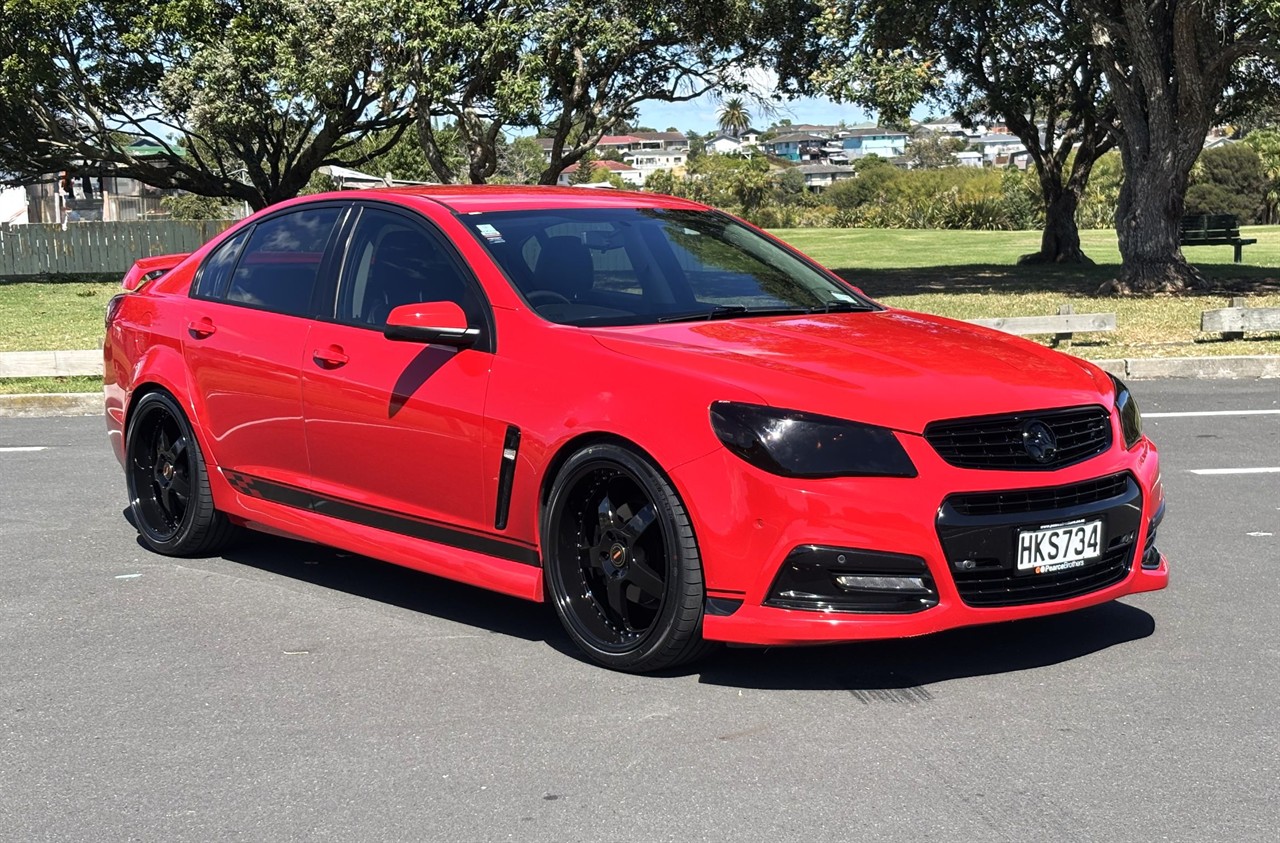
[526,290,572,307]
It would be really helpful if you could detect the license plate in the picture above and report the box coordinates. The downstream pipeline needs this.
[1016,520,1103,574]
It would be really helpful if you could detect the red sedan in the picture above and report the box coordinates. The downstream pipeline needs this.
[105,186,1168,672]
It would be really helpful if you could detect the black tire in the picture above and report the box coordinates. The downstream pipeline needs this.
[125,391,237,556]
[542,443,711,672]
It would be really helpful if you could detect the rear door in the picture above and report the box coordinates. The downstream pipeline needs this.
[301,203,496,536]
[184,203,347,488]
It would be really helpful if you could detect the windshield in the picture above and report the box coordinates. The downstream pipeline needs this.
[459,207,876,326]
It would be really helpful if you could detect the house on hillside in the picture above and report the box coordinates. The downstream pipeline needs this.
[706,132,762,156]
[764,133,830,161]
[555,159,645,187]
[795,163,858,191]
[841,128,910,160]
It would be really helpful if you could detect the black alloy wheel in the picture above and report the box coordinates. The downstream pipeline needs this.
[125,391,236,556]
[543,444,709,672]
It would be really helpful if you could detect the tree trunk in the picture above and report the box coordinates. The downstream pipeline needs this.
[1110,151,1204,293]
[1020,188,1091,265]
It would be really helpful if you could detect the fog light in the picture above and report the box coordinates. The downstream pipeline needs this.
[834,575,929,593]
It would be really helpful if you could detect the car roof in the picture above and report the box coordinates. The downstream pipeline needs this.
[329,184,710,215]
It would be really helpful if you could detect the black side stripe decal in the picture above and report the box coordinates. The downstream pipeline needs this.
[224,470,539,566]
[494,425,521,530]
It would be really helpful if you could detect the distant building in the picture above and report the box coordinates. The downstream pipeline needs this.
[764,133,830,161]
[556,159,645,187]
[841,128,910,160]
[794,163,858,191]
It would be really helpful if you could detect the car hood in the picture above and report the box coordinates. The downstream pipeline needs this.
[590,310,1112,434]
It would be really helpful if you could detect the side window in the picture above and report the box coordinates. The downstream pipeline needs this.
[226,207,341,316]
[338,208,479,327]
[191,228,250,299]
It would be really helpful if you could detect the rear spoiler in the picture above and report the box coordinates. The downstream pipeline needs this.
[121,252,190,291]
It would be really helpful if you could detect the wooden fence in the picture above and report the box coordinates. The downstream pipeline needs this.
[0,220,235,278]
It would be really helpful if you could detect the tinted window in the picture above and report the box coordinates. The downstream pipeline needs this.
[461,208,873,326]
[226,208,342,316]
[191,228,249,299]
[337,207,481,327]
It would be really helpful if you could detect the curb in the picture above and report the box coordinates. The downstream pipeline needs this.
[2,355,1277,418]
[1090,355,1280,380]
[0,393,102,418]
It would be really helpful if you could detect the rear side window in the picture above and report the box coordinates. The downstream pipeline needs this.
[191,229,250,299]
[226,208,342,316]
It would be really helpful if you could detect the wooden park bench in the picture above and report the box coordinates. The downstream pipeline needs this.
[1179,213,1257,263]
[967,304,1117,348]
[1201,297,1280,340]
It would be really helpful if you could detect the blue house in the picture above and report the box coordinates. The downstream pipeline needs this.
[840,128,909,159]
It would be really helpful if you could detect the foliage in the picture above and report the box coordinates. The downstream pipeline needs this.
[774,0,1118,262]
[159,193,237,220]
[716,97,752,137]
[0,0,414,209]
[1242,128,1280,224]
[1076,0,1280,291]
[1077,151,1123,230]
[906,132,967,170]
[1185,144,1270,223]
[569,150,600,185]
[400,0,762,185]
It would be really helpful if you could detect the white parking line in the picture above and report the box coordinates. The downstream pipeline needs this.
[1189,467,1280,475]
[1146,410,1280,418]
[0,446,48,453]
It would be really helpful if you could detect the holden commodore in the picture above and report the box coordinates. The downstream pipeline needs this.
[105,186,1168,672]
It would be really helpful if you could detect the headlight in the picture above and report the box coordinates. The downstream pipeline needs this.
[709,402,917,478]
[1110,375,1143,449]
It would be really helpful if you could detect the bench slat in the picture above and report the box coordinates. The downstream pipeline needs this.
[1201,307,1280,333]
[967,313,1117,335]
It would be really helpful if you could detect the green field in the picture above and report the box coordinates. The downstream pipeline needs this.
[774,226,1280,359]
[1,227,1277,362]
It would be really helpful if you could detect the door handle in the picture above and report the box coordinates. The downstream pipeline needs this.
[187,317,216,339]
[312,345,349,368]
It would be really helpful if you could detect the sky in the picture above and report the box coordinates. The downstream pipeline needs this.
[632,66,877,135]
[636,91,876,135]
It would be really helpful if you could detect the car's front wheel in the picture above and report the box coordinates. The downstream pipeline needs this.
[125,391,236,556]
[543,444,710,672]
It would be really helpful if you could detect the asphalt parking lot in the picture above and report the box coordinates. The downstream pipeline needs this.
[1,378,1276,842]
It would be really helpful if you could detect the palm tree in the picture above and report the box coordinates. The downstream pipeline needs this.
[717,97,751,138]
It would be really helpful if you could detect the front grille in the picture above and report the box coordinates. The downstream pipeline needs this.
[951,542,1135,607]
[925,406,1112,470]
[946,473,1130,517]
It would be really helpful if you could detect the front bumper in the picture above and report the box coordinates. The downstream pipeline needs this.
[671,433,1168,646]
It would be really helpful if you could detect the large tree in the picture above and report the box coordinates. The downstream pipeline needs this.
[0,0,413,209]
[1077,0,1280,292]
[777,0,1117,264]
[402,0,759,186]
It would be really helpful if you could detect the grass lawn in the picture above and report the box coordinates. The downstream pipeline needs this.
[1,227,1278,363]
[774,225,1280,359]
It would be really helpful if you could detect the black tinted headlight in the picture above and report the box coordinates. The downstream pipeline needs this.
[1110,375,1143,449]
[709,402,917,478]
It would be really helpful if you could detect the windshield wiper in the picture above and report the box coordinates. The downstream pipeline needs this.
[657,305,808,323]
[806,300,877,313]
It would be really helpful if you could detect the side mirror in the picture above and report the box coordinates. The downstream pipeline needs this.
[383,301,480,348]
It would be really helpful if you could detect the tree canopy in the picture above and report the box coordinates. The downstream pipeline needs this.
[0,0,414,209]
[776,0,1117,264]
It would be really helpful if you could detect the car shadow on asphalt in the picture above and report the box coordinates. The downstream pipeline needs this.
[693,601,1156,692]
[135,515,1157,689]
[130,524,564,645]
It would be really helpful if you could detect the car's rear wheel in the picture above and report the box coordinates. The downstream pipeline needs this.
[126,391,236,556]
[543,444,710,672]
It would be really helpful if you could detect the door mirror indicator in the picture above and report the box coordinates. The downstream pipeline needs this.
[383,302,479,348]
